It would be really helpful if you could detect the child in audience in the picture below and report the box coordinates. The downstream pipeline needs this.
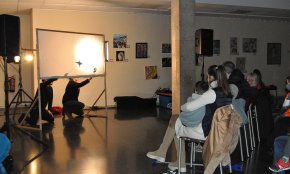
[146,80,209,172]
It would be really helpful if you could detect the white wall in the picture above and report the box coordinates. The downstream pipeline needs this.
[194,16,290,96]
[31,9,172,107]
[5,10,288,108]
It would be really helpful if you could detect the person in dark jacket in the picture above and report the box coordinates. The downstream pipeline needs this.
[62,77,92,118]
[20,78,58,126]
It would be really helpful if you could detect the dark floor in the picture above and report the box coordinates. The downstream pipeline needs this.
[0,107,279,174]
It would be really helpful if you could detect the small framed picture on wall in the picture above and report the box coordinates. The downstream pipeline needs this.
[243,38,257,53]
[230,37,238,55]
[116,51,125,61]
[136,43,148,58]
[267,43,281,65]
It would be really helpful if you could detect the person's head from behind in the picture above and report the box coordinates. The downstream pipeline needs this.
[42,79,53,85]
[207,65,231,95]
[228,69,245,85]
[253,69,262,83]
[195,81,209,95]
[223,61,235,78]
[286,76,290,92]
[69,78,78,82]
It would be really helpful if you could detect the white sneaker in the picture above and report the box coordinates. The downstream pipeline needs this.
[195,143,203,153]
[146,151,165,162]
[168,161,187,173]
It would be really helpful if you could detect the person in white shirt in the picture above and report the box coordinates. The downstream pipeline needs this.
[147,65,235,173]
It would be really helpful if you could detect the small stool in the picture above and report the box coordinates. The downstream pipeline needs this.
[177,136,232,174]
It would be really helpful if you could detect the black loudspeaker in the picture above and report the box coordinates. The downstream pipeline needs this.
[195,29,213,56]
[0,14,20,63]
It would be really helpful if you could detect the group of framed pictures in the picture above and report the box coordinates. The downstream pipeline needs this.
[213,37,281,65]
[113,34,149,61]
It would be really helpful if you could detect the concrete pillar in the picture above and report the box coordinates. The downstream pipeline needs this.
[171,0,196,115]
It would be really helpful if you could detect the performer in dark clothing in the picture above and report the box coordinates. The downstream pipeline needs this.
[62,77,92,118]
[20,78,57,126]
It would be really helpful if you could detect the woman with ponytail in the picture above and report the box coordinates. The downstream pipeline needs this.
[171,65,236,173]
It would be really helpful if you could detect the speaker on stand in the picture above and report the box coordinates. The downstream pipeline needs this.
[0,15,49,173]
[0,14,20,174]
[195,29,213,81]
[0,14,20,138]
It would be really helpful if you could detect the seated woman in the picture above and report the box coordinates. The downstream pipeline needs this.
[173,65,234,172]
[148,65,232,172]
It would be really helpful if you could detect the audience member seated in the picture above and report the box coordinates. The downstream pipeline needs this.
[146,80,209,173]
[267,76,290,148]
[253,69,265,90]
[147,65,239,173]
[223,61,252,106]
[269,135,290,173]
[249,71,274,141]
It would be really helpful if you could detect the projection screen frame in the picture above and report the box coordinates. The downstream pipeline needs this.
[35,29,108,131]
[36,28,106,79]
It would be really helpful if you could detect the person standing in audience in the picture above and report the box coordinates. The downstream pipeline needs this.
[62,77,92,119]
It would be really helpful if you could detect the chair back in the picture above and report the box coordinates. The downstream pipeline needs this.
[202,105,243,174]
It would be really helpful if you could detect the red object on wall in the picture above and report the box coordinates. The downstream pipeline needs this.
[8,76,15,92]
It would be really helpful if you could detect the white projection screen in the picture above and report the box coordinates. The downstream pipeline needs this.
[37,29,105,79]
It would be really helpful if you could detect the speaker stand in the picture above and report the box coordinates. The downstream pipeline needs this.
[201,55,205,81]
[9,59,33,120]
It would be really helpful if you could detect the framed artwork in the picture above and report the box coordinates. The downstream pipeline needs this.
[145,66,158,79]
[162,57,171,67]
[230,37,238,55]
[236,57,246,72]
[136,43,148,58]
[162,43,171,53]
[116,51,125,61]
[267,43,281,65]
[213,40,220,55]
[243,38,257,53]
[113,34,127,48]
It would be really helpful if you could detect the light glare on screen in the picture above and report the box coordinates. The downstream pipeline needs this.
[74,37,104,73]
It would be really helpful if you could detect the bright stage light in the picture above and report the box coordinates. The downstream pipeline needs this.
[14,56,20,63]
[24,54,33,62]
[74,37,104,74]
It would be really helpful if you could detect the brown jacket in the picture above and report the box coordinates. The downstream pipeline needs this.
[202,105,243,174]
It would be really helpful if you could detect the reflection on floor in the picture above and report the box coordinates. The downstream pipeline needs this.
[0,107,280,174]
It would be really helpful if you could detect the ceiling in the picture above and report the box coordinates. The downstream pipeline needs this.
[1,0,290,21]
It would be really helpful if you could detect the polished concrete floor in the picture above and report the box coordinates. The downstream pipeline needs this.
[0,107,281,174]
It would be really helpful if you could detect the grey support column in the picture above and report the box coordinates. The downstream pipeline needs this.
[171,0,196,115]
